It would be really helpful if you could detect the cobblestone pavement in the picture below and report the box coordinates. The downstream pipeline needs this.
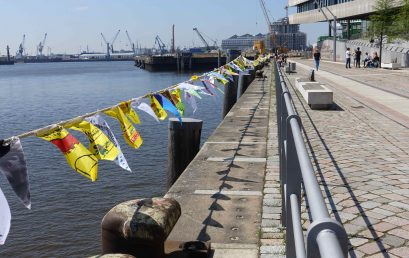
[282,60,409,257]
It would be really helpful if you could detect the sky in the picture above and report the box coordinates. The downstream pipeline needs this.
[0,0,327,55]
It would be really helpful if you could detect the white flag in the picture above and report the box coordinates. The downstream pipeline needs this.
[132,101,159,122]
[184,91,197,113]
[0,138,31,209]
[177,82,205,91]
[0,187,11,245]
[85,114,132,172]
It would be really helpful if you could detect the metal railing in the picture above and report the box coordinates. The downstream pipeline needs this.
[274,62,348,258]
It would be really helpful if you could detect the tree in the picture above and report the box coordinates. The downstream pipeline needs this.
[369,0,397,63]
[396,0,409,40]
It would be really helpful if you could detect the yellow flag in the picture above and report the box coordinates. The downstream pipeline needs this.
[170,89,185,116]
[119,101,141,124]
[105,107,143,149]
[37,126,98,181]
[150,95,167,120]
[224,66,239,76]
[234,59,246,70]
[70,120,120,161]
[191,75,199,81]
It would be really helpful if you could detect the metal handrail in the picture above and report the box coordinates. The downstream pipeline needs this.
[274,62,348,258]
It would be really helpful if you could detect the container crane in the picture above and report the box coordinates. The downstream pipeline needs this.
[154,35,166,55]
[100,30,121,58]
[17,34,25,58]
[193,27,217,51]
[125,30,135,54]
[37,33,47,56]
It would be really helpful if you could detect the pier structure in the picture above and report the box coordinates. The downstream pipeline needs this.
[134,52,228,72]
[96,57,409,257]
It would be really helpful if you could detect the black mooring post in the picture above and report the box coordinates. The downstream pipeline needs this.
[222,74,239,118]
[167,118,203,189]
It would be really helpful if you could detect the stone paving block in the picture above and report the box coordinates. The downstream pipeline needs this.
[389,246,409,257]
[259,245,285,254]
[357,241,389,255]
[381,234,406,248]
[388,228,409,240]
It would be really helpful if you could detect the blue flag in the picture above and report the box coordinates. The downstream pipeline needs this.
[154,94,182,123]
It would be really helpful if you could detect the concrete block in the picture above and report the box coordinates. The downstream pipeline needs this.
[295,78,333,109]
[381,63,400,70]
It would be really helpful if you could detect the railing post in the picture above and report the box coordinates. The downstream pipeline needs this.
[285,115,302,258]
[280,91,289,226]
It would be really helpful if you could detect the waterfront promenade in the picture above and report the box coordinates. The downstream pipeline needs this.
[283,59,409,257]
[164,59,409,258]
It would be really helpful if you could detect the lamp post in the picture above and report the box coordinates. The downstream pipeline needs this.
[314,0,337,62]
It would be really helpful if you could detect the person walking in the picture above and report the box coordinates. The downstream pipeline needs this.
[355,47,362,68]
[313,47,321,71]
[346,48,351,68]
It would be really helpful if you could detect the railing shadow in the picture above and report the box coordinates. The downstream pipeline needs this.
[197,70,268,242]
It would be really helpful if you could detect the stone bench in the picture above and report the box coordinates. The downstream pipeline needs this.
[295,78,333,109]
[381,63,400,70]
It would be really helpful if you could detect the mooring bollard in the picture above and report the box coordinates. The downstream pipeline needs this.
[239,71,253,96]
[101,198,181,258]
[222,74,239,118]
[167,118,203,189]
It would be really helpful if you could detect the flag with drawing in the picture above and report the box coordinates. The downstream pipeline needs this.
[37,126,99,181]
[70,120,120,161]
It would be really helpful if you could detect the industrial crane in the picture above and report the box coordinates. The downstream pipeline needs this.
[17,34,25,58]
[259,0,273,34]
[37,33,47,56]
[125,30,135,54]
[193,27,217,51]
[259,0,277,51]
[154,35,166,55]
[101,30,121,58]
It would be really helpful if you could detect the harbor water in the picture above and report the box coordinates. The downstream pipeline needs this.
[0,61,223,257]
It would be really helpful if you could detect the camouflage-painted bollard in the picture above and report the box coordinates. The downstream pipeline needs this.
[101,198,181,258]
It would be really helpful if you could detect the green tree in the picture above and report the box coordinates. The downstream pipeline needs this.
[396,0,409,39]
[369,0,396,63]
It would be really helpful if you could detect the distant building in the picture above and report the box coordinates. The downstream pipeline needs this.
[288,0,404,39]
[221,33,266,51]
[266,17,307,51]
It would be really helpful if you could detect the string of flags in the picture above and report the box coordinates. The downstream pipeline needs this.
[0,54,270,244]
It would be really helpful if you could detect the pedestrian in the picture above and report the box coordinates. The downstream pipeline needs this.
[355,47,362,68]
[346,47,351,68]
[363,52,370,67]
[313,47,321,71]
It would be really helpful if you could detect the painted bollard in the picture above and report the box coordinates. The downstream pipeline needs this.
[101,198,181,258]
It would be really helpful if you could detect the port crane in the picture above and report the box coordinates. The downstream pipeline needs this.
[193,27,216,51]
[16,34,25,58]
[125,30,135,54]
[37,33,47,56]
[101,30,121,58]
[154,35,166,55]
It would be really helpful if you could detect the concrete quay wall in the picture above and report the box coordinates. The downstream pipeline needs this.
[165,65,284,257]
